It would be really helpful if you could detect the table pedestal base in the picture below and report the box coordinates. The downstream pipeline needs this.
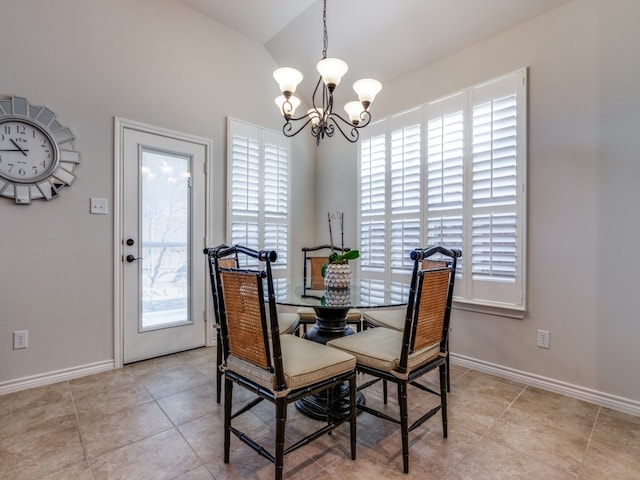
[295,306,363,420]
[295,388,364,421]
[303,306,354,342]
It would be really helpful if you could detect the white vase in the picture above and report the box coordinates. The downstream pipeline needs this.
[324,262,351,289]
[325,287,351,306]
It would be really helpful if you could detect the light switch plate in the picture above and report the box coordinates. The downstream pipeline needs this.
[90,197,108,215]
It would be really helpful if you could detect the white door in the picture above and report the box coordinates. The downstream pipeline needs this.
[120,124,208,364]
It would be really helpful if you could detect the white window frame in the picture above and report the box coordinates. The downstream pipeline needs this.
[358,70,527,317]
[226,118,291,281]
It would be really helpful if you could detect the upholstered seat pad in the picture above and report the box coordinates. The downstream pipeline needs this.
[362,309,405,331]
[225,334,355,396]
[273,312,300,335]
[326,327,441,377]
[296,306,362,322]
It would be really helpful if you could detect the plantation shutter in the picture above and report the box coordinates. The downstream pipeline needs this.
[263,130,289,269]
[389,110,421,273]
[229,122,260,258]
[227,119,290,275]
[358,69,527,313]
[468,73,525,306]
[425,94,465,293]
[359,121,386,275]
[471,88,517,280]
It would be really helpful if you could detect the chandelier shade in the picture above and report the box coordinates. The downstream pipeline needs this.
[308,108,323,125]
[273,0,381,145]
[353,79,382,106]
[344,101,364,125]
[316,58,348,89]
[275,95,301,117]
[273,67,303,96]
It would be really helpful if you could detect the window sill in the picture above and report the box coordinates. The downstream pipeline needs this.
[452,298,526,319]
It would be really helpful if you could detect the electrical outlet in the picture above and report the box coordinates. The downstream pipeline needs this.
[537,329,550,349]
[13,330,28,349]
[90,197,108,215]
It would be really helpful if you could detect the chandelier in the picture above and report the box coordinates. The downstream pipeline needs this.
[273,0,382,145]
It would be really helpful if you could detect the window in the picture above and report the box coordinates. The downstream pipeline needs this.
[227,119,291,281]
[358,70,527,315]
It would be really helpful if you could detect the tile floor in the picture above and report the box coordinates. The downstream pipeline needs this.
[1,346,639,479]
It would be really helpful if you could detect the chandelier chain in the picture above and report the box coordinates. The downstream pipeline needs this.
[322,0,328,59]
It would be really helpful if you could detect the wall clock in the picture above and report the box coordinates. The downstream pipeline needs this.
[0,96,79,204]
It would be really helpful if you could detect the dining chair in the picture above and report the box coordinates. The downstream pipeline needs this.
[362,254,457,393]
[204,244,299,403]
[213,245,357,480]
[298,244,362,334]
[327,245,461,474]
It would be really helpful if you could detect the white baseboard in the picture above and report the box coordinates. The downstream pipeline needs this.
[3,355,639,417]
[0,360,114,396]
[451,353,640,417]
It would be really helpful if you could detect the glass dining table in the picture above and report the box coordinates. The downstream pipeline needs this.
[275,277,410,419]
[277,277,408,341]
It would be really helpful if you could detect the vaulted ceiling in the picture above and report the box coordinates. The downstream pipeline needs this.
[179,0,571,99]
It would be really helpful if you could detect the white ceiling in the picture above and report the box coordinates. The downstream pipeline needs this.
[179,0,571,98]
[179,0,317,44]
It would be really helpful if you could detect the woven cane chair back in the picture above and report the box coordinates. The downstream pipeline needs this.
[308,257,327,290]
[420,259,447,271]
[219,268,271,370]
[411,267,451,353]
[218,257,237,269]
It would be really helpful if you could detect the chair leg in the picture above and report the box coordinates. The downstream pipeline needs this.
[445,334,451,393]
[327,386,334,434]
[275,398,287,480]
[440,364,448,438]
[383,380,388,404]
[223,378,232,463]
[349,375,357,460]
[446,331,452,392]
[216,329,223,403]
[398,381,410,473]
[446,353,451,393]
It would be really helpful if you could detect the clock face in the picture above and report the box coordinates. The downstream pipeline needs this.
[0,118,59,183]
[0,96,79,204]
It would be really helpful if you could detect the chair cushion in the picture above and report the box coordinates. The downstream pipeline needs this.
[296,307,316,322]
[275,312,300,335]
[225,334,355,397]
[262,311,299,336]
[362,309,405,331]
[326,327,441,378]
[296,306,362,322]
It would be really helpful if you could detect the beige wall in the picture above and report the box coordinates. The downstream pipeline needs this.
[316,0,640,405]
[0,0,314,384]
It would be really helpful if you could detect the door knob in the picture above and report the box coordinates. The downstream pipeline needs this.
[125,254,143,263]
